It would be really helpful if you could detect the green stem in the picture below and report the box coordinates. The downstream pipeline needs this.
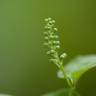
[69,88,74,96]
[60,65,76,96]
[54,53,76,96]
[55,52,73,88]
[58,58,75,96]
[60,65,73,88]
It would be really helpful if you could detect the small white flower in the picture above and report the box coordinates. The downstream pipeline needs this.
[44,36,49,40]
[46,50,55,55]
[52,20,55,23]
[54,28,58,31]
[53,41,60,44]
[60,53,67,59]
[47,17,52,21]
[55,45,60,49]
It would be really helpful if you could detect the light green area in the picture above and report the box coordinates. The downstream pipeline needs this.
[43,88,80,96]
[42,89,69,96]
[58,55,96,85]
[0,94,12,96]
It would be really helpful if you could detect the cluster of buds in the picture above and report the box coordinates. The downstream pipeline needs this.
[43,18,74,89]
[44,18,67,67]
[44,18,60,55]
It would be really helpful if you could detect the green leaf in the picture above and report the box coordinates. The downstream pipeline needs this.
[57,55,96,84]
[42,89,69,96]
[42,88,80,96]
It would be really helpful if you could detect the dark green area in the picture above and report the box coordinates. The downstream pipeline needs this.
[0,0,96,96]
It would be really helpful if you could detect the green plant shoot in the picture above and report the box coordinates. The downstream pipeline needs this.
[43,18,96,96]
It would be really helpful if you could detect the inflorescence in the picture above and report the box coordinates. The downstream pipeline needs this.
[43,17,67,68]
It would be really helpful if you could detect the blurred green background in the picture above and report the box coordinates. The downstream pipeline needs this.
[0,0,96,96]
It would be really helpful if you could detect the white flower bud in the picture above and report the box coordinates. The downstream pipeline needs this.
[48,17,52,21]
[52,20,55,23]
[44,26,50,29]
[49,35,58,39]
[56,45,60,49]
[50,50,55,53]
[44,36,49,40]
[49,21,53,24]
[46,50,55,55]
[54,28,58,31]
[53,41,60,44]
[60,53,67,59]
[49,35,53,38]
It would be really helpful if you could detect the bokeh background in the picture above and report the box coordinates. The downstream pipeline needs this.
[0,0,96,96]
